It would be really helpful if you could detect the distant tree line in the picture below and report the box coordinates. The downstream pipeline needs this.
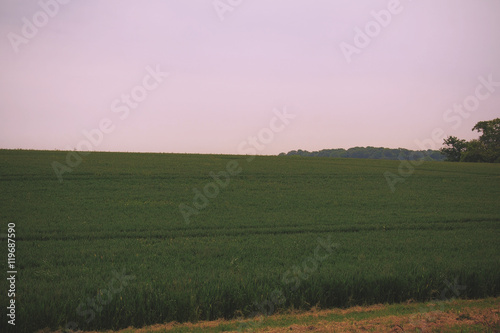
[440,118,500,163]
[279,146,446,161]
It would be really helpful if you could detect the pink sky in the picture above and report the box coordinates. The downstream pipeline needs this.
[1,0,499,155]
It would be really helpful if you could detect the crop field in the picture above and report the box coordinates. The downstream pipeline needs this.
[0,149,499,332]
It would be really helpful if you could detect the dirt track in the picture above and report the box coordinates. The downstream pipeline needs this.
[260,306,499,332]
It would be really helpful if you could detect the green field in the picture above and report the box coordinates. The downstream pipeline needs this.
[0,149,499,332]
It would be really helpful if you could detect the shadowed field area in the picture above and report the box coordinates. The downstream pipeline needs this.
[54,298,500,332]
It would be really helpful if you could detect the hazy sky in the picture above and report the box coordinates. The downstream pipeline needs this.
[1,0,499,155]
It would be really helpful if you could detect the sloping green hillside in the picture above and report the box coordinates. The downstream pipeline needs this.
[0,150,498,332]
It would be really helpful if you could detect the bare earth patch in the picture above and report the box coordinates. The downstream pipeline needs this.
[263,307,499,332]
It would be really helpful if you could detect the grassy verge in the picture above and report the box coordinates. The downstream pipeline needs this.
[57,297,499,332]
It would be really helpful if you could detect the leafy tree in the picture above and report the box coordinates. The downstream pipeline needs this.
[440,136,468,162]
[473,118,500,145]
[440,118,500,163]
[471,118,500,162]
[460,139,487,162]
